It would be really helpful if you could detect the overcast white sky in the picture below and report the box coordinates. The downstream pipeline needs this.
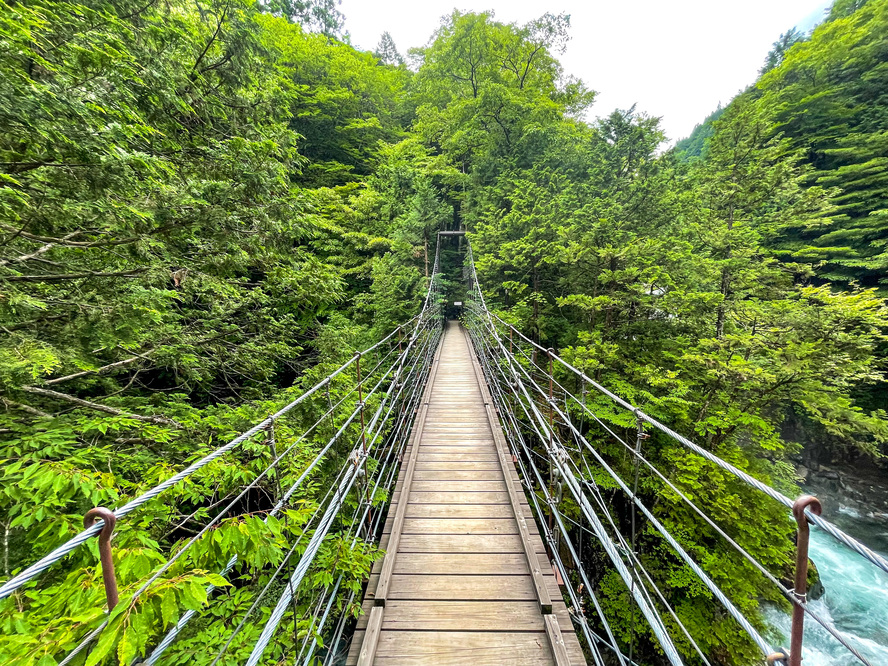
[339,0,833,143]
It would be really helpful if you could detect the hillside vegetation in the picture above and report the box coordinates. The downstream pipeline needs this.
[1,0,887,664]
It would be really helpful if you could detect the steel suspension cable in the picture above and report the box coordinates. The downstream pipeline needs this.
[242,287,442,666]
[489,307,888,579]
[479,308,774,659]
[480,299,875,665]
[469,310,687,665]
[0,320,416,601]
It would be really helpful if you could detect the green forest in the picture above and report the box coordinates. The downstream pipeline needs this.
[1,0,887,663]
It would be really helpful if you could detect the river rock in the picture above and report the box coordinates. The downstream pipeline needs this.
[780,554,825,601]
[813,468,842,491]
[808,558,825,601]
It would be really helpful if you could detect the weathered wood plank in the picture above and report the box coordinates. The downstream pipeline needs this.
[416,444,496,452]
[410,480,507,492]
[410,447,499,462]
[387,574,537,600]
[392,553,529,575]
[400,518,519,535]
[397,533,541,553]
[413,460,502,470]
[355,606,384,666]
[371,632,555,665]
[412,470,504,481]
[404,504,515,519]
[404,491,511,504]
[384,515,532,536]
[377,600,546,632]
[419,436,494,442]
[354,593,578,633]
[544,613,572,666]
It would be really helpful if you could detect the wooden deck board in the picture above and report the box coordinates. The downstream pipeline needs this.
[404,504,515,518]
[370,632,554,665]
[355,599,577,633]
[346,321,583,665]
[400,518,520,534]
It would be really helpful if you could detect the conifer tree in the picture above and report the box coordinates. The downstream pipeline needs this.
[375,31,404,65]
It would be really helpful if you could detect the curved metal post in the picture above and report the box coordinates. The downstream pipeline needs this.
[789,495,822,666]
[83,507,118,611]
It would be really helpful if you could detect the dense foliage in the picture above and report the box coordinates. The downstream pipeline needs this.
[1,0,886,664]
[674,104,725,159]
[0,1,438,663]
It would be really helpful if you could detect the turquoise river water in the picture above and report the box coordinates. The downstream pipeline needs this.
[765,509,888,665]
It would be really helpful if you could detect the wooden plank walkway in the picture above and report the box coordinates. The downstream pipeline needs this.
[347,321,584,665]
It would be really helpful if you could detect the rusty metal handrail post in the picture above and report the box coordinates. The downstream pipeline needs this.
[786,495,822,666]
[83,508,118,611]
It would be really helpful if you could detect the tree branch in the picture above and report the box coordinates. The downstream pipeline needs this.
[191,1,230,76]
[19,386,181,428]
[2,269,147,282]
[0,397,53,419]
[5,314,67,331]
[0,224,147,248]
[0,232,84,266]
[44,350,154,386]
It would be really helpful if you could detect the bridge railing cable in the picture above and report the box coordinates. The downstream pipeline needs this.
[462,239,882,666]
[224,246,443,665]
[4,255,444,665]
[490,304,888,579]
[0,321,413,602]
[142,325,438,664]
[474,298,876,665]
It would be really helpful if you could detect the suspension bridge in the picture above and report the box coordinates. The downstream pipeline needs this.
[3,236,888,665]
